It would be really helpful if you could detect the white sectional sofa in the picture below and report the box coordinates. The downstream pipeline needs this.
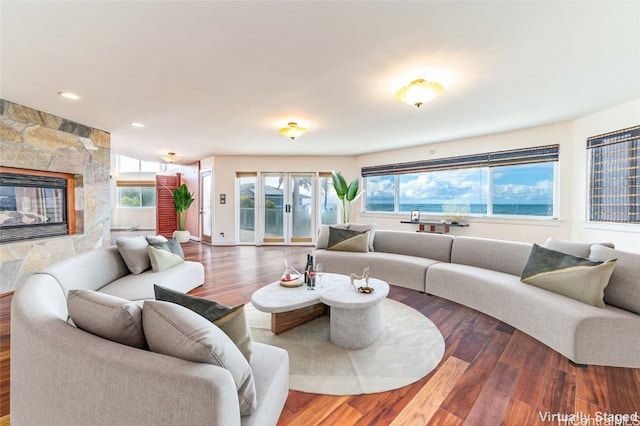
[11,243,290,426]
[315,225,640,368]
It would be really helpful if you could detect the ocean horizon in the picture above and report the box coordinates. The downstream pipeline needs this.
[366,203,553,216]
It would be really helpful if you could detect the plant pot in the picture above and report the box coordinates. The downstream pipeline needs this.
[172,230,190,243]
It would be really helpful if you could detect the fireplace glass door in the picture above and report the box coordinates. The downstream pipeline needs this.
[0,172,68,242]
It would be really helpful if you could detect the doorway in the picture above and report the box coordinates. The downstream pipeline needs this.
[261,173,315,244]
[200,170,212,244]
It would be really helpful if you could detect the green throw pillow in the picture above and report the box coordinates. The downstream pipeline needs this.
[520,244,616,308]
[147,238,185,272]
[327,227,370,252]
[154,285,253,362]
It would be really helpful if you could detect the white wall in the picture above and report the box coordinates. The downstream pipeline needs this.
[354,121,574,245]
[570,99,640,252]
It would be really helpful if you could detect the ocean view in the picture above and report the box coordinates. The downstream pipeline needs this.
[366,203,553,216]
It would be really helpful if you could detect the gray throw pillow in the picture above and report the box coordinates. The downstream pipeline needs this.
[590,245,640,315]
[116,235,150,274]
[544,237,614,258]
[316,224,348,249]
[327,227,370,252]
[147,238,185,272]
[521,244,616,308]
[154,284,253,362]
[143,300,257,416]
[67,290,147,349]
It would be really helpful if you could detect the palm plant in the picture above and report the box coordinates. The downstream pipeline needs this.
[331,170,364,223]
[171,183,195,231]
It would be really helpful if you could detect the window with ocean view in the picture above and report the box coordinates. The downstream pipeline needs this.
[362,145,558,218]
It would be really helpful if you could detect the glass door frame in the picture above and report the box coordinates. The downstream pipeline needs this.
[260,172,316,245]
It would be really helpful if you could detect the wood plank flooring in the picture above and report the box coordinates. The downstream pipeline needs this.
[1,242,639,425]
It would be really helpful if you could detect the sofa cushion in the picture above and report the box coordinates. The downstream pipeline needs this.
[154,284,253,361]
[327,227,369,252]
[316,224,349,249]
[116,235,150,274]
[67,289,147,349]
[521,244,616,308]
[590,245,640,315]
[146,235,168,245]
[143,300,257,416]
[147,238,185,272]
[148,236,184,258]
[545,237,614,258]
[98,260,205,302]
[347,223,376,251]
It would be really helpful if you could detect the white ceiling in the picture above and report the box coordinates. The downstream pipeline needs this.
[2,1,639,164]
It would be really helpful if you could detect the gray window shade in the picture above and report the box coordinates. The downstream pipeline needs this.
[361,145,558,177]
[587,125,640,224]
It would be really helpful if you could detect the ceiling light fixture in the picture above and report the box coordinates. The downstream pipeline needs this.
[130,122,145,128]
[161,152,178,163]
[396,79,444,108]
[278,122,307,140]
[58,91,81,100]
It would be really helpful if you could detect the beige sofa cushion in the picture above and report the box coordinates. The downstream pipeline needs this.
[67,290,147,349]
[521,244,616,308]
[143,300,257,416]
[154,284,253,362]
[590,245,640,315]
[327,227,370,252]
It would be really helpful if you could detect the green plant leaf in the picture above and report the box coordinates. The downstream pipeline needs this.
[346,178,359,202]
[332,170,348,199]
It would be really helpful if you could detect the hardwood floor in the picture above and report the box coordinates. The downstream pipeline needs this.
[1,242,639,424]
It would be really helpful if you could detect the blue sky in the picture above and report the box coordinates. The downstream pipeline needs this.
[366,163,554,205]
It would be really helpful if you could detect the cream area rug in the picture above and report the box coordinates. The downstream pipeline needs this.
[246,298,445,395]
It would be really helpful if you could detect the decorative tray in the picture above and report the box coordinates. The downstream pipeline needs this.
[280,274,303,288]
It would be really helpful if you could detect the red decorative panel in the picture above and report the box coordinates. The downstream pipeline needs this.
[156,174,181,237]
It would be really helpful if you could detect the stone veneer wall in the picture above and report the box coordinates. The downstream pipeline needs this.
[0,99,111,294]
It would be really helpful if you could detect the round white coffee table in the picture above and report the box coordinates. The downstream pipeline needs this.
[251,273,389,349]
[318,275,389,349]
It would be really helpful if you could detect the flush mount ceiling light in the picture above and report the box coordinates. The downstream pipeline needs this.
[161,152,178,163]
[278,122,307,140]
[396,79,444,108]
[130,122,145,128]
[58,91,81,100]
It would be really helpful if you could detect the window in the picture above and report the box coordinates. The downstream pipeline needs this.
[362,145,558,218]
[587,125,639,224]
[116,181,156,208]
[117,155,163,173]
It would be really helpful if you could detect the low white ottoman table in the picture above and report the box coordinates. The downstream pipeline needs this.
[320,276,389,349]
[251,273,390,349]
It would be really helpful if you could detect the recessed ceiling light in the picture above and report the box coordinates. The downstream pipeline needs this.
[130,122,145,128]
[58,91,80,100]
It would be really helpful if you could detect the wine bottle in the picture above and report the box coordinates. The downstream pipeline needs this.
[305,254,313,285]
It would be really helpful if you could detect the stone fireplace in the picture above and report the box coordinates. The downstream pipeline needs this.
[0,99,111,294]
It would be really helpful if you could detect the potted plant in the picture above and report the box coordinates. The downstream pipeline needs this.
[332,170,364,224]
[170,183,195,243]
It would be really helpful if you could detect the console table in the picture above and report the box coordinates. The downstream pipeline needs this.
[400,220,469,234]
